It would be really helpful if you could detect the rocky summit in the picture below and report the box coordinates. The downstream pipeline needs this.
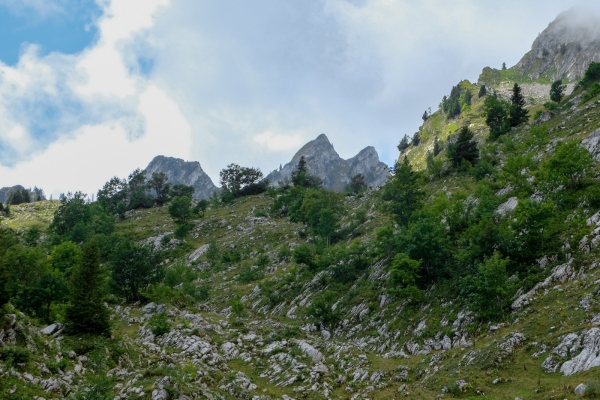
[145,155,218,200]
[265,134,390,192]
[514,6,600,82]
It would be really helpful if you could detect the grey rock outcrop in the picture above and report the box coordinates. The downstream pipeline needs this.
[265,134,390,192]
[144,156,218,199]
[513,6,600,82]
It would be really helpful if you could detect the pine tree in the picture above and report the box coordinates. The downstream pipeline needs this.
[422,110,429,121]
[412,132,420,146]
[550,79,566,103]
[65,242,110,335]
[447,126,479,167]
[381,157,424,226]
[397,135,410,153]
[478,85,487,98]
[509,83,529,127]
[502,62,507,70]
[433,137,440,156]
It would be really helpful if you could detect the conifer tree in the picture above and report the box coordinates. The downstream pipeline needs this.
[550,79,566,103]
[65,242,110,335]
[509,83,529,127]
[397,135,410,153]
[381,157,424,226]
[447,126,479,167]
[433,137,440,156]
[478,85,487,98]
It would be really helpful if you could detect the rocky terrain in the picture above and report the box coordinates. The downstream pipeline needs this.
[0,185,46,204]
[266,134,390,192]
[144,156,219,200]
[514,6,600,82]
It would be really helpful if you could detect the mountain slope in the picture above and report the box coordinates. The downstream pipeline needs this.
[266,134,390,191]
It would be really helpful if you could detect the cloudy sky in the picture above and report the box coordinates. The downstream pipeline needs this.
[0,0,590,197]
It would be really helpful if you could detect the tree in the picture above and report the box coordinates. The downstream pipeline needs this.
[127,168,153,209]
[315,209,338,246]
[550,79,567,103]
[412,131,420,146]
[397,134,410,153]
[422,110,429,121]
[219,163,263,194]
[381,157,424,226]
[291,156,322,189]
[502,62,507,70]
[484,95,511,140]
[389,253,423,300]
[110,238,163,302]
[148,172,170,205]
[65,242,110,335]
[347,173,367,194]
[170,184,195,198]
[433,136,441,156]
[193,199,209,217]
[509,83,529,127]
[469,252,513,320]
[447,126,479,167]
[50,241,82,277]
[97,176,127,215]
[478,85,487,98]
[168,195,192,225]
[49,192,91,241]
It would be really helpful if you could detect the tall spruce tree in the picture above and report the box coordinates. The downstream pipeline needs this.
[509,83,529,127]
[381,157,424,226]
[65,242,110,335]
[433,137,440,156]
[447,126,479,167]
[478,85,487,98]
[550,79,566,103]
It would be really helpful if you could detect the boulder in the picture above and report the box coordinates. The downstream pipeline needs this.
[561,328,600,376]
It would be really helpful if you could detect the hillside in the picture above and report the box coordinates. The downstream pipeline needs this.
[2,65,600,399]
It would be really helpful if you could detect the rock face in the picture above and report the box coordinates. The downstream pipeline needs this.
[513,6,600,82]
[144,156,218,200]
[265,134,390,192]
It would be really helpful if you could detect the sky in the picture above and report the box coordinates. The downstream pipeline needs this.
[0,0,592,197]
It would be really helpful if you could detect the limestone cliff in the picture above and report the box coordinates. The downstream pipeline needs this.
[266,134,390,192]
[514,6,600,82]
[144,156,218,199]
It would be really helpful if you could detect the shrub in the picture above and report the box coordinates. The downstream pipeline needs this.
[257,254,270,267]
[306,290,341,328]
[147,312,171,336]
[586,379,600,398]
[237,266,263,283]
[293,243,316,268]
[0,346,31,367]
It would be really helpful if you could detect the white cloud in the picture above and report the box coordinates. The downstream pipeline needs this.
[0,85,191,197]
[0,0,66,17]
[0,0,193,196]
[254,131,307,152]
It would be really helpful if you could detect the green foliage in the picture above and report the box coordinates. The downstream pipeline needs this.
[65,242,111,335]
[389,253,423,300]
[257,254,270,267]
[539,141,593,192]
[237,266,264,283]
[170,184,195,198]
[206,241,221,263]
[229,296,245,317]
[50,241,82,277]
[219,163,264,198]
[447,126,479,167]
[49,192,92,240]
[347,173,367,195]
[306,290,340,328]
[484,95,511,140]
[74,376,114,400]
[193,199,209,216]
[169,195,192,225]
[550,79,566,103]
[147,172,171,206]
[397,134,410,153]
[0,346,31,367]
[509,83,529,127]
[586,379,600,398]
[293,243,316,269]
[578,61,600,88]
[148,312,171,336]
[464,252,515,320]
[381,157,424,226]
[478,84,487,97]
[110,237,163,302]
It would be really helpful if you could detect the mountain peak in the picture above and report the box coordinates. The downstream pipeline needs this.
[266,134,389,191]
[144,155,218,199]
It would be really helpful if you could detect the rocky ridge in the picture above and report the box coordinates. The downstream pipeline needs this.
[144,156,219,200]
[514,6,600,82]
[266,134,390,192]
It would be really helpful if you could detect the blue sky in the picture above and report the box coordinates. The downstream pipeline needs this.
[0,0,595,197]
[0,0,100,65]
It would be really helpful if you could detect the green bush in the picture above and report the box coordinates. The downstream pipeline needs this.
[306,290,341,328]
[147,312,171,336]
[586,379,600,398]
[0,346,31,367]
[293,243,316,268]
[257,254,270,267]
[46,358,69,374]
[237,266,263,284]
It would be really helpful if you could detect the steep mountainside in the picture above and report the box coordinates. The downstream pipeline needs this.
[266,134,390,191]
[145,156,218,199]
[514,6,600,82]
